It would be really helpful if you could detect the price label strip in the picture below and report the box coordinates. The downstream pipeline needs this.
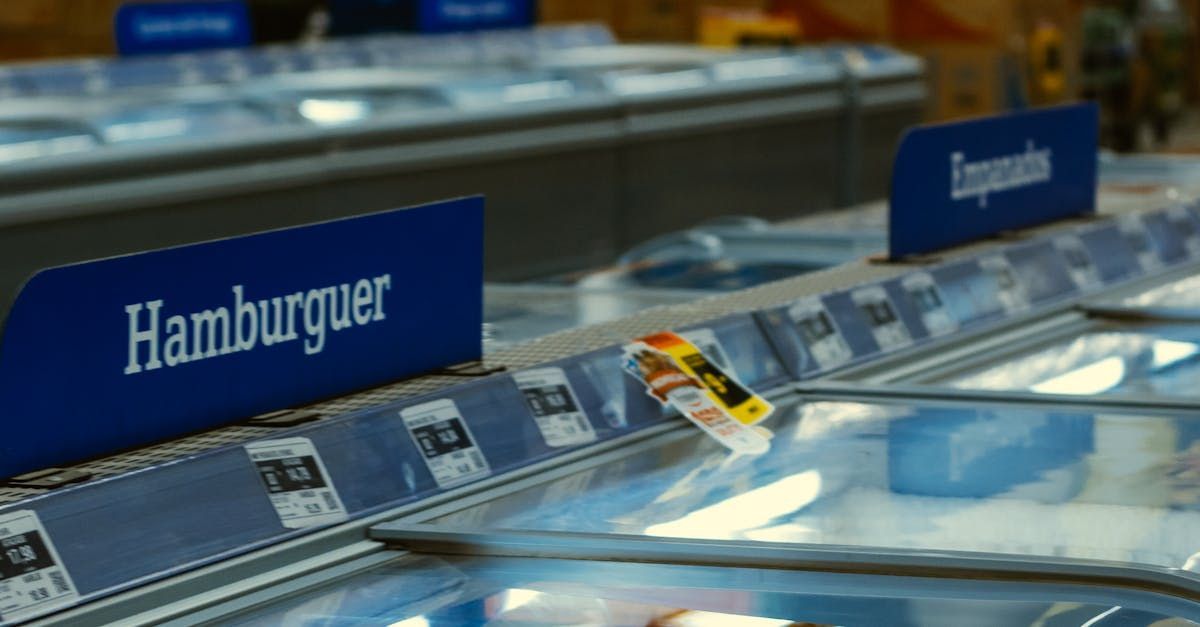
[901,272,958,336]
[1167,206,1200,258]
[623,331,773,455]
[851,286,913,352]
[401,399,491,490]
[513,367,597,448]
[1119,215,1162,273]
[245,437,348,529]
[979,255,1031,314]
[1054,234,1102,292]
[0,510,78,624]
[787,296,853,371]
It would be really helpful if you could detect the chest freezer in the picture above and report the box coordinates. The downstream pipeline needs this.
[220,550,1198,626]
[536,45,846,249]
[425,395,1200,575]
[933,268,1200,399]
[567,222,883,292]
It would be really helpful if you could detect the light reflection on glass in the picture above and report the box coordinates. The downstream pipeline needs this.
[298,98,370,125]
[644,470,821,539]
[387,616,430,627]
[1029,356,1126,395]
[102,118,190,142]
[1152,339,1200,369]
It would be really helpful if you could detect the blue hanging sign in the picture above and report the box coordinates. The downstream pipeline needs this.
[415,0,535,33]
[889,103,1098,259]
[115,0,253,56]
[0,197,483,479]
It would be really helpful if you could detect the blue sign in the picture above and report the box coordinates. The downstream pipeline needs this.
[889,103,1098,259]
[416,0,534,33]
[115,0,252,56]
[0,198,483,479]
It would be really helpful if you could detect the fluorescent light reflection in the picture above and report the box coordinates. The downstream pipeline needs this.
[667,610,792,627]
[1151,339,1200,369]
[388,616,430,627]
[102,118,189,142]
[1029,357,1126,395]
[645,470,821,539]
[499,588,543,613]
[299,98,369,125]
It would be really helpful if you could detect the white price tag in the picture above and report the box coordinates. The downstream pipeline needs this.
[246,437,347,529]
[787,296,852,370]
[1119,215,1162,272]
[979,255,1030,314]
[513,368,597,448]
[1168,206,1200,258]
[1054,234,1102,291]
[901,272,958,337]
[851,286,912,352]
[401,399,491,489]
[0,510,78,623]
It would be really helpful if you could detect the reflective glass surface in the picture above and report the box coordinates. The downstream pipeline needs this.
[224,553,1198,626]
[263,87,449,125]
[435,398,1200,574]
[945,327,1200,398]
[1123,274,1200,309]
[0,122,99,162]
[92,99,280,144]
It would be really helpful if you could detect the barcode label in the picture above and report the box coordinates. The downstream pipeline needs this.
[513,368,597,448]
[401,399,491,489]
[787,296,852,370]
[245,438,347,529]
[851,286,912,352]
[0,510,78,623]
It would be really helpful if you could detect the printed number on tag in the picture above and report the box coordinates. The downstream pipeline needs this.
[401,399,491,489]
[851,286,912,351]
[246,437,347,529]
[0,510,78,623]
[513,368,597,448]
[787,297,852,370]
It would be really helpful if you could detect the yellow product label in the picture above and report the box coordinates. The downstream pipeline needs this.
[637,331,772,425]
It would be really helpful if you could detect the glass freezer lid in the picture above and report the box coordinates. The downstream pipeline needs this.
[431,397,1200,576]
[221,552,1199,626]
[91,98,281,144]
[0,121,99,162]
[942,325,1200,399]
